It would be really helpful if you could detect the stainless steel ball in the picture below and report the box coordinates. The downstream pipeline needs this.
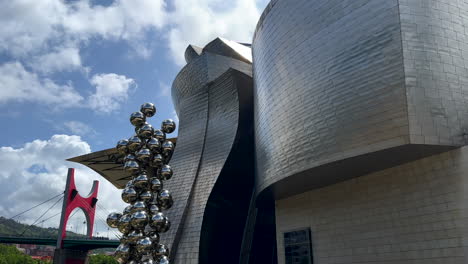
[148,203,160,215]
[139,190,153,202]
[136,237,152,254]
[116,139,129,155]
[158,165,173,180]
[127,229,144,244]
[157,256,170,264]
[157,189,173,210]
[154,244,170,257]
[128,136,143,152]
[136,148,151,163]
[130,112,146,127]
[138,123,154,139]
[114,243,131,262]
[124,154,137,163]
[131,200,147,213]
[122,187,138,204]
[140,102,156,117]
[161,141,174,155]
[133,173,149,189]
[151,154,164,168]
[153,129,166,142]
[117,214,132,233]
[150,178,163,192]
[123,205,133,215]
[142,259,155,264]
[161,119,176,134]
[130,210,148,229]
[149,212,168,232]
[106,212,122,228]
[124,160,140,175]
[147,231,160,244]
[146,138,161,154]
[120,235,130,244]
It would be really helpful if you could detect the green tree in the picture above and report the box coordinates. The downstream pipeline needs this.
[0,244,35,264]
[88,254,118,264]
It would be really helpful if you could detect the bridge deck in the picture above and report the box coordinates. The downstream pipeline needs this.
[0,236,119,250]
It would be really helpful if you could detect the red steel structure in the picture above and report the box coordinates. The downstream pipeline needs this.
[54,168,99,264]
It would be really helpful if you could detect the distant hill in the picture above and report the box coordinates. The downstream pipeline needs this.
[0,216,86,239]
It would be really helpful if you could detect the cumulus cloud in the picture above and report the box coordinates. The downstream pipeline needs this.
[167,0,263,65]
[0,62,84,107]
[88,73,136,113]
[0,135,126,236]
[28,47,83,74]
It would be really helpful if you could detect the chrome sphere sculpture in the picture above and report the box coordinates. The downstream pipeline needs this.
[108,102,176,264]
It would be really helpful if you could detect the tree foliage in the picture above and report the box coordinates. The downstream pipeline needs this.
[0,244,50,264]
[88,254,118,264]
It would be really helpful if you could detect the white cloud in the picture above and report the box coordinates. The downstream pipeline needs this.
[63,121,96,136]
[0,62,84,107]
[166,0,263,65]
[159,82,171,97]
[88,73,136,113]
[0,135,126,236]
[29,47,82,74]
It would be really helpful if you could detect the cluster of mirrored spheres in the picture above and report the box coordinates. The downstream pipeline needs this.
[107,102,176,264]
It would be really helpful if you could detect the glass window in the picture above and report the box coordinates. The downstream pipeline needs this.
[284,229,312,264]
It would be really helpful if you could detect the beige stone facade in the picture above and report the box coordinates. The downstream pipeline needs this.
[276,147,468,264]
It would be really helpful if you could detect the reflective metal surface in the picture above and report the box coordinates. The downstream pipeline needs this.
[116,139,129,155]
[122,187,138,204]
[161,119,176,134]
[130,112,146,127]
[106,212,122,228]
[154,129,166,142]
[130,210,148,229]
[141,102,156,117]
[134,173,149,189]
[138,124,154,139]
[136,237,152,254]
[136,148,151,163]
[159,165,173,181]
[117,214,132,233]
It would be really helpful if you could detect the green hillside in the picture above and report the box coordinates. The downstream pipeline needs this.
[0,216,85,238]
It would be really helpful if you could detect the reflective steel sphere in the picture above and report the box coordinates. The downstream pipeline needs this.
[130,210,148,229]
[127,260,138,264]
[159,165,173,180]
[106,212,122,228]
[148,203,160,215]
[130,112,146,127]
[142,259,155,264]
[124,154,137,164]
[131,200,147,213]
[136,148,151,163]
[140,102,156,117]
[150,178,163,192]
[154,244,170,257]
[127,229,144,244]
[136,237,152,254]
[157,189,173,210]
[149,212,168,232]
[117,214,132,233]
[139,190,153,202]
[116,139,129,155]
[114,243,131,262]
[161,141,174,155]
[123,205,133,215]
[138,123,154,139]
[122,187,138,204]
[151,154,164,168]
[133,173,149,189]
[128,136,143,152]
[120,235,130,244]
[157,256,170,264]
[147,138,161,154]
[153,129,166,142]
[161,119,176,134]
[147,231,160,244]
[124,160,140,175]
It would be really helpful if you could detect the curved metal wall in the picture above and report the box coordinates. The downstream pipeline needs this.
[253,0,468,200]
[161,41,254,263]
[253,0,408,197]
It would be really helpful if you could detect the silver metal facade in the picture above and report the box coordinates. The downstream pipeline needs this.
[252,0,467,201]
[161,39,254,263]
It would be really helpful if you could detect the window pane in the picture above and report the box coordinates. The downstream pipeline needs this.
[284,229,312,264]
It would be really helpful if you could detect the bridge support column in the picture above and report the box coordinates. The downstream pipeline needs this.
[53,249,89,264]
[54,168,99,264]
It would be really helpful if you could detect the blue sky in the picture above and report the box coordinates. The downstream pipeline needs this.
[0,0,268,237]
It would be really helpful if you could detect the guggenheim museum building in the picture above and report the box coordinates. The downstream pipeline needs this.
[73,0,468,263]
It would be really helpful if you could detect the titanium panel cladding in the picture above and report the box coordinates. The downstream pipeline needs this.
[253,0,408,195]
